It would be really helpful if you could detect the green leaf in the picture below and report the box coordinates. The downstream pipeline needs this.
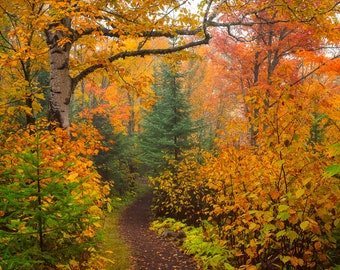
[292,133,299,141]
[277,160,285,166]
[263,224,276,234]
[330,143,340,155]
[278,211,290,221]
[324,164,340,177]
[286,230,299,243]
[313,113,327,123]
[276,230,286,238]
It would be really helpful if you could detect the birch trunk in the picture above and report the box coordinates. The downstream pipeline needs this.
[46,17,73,129]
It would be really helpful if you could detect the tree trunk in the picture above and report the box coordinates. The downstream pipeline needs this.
[25,95,36,126]
[127,92,136,137]
[46,17,73,129]
[249,51,261,146]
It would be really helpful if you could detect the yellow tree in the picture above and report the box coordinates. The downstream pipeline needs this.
[0,0,214,128]
[0,0,48,125]
[72,37,155,135]
[44,0,216,129]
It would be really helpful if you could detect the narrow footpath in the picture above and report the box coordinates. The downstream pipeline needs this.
[118,189,198,270]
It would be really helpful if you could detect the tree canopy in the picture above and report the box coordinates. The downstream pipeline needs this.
[1,0,338,128]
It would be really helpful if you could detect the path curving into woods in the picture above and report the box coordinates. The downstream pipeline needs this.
[118,188,198,270]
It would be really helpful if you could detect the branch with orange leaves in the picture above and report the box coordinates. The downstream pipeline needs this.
[290,53,340,86]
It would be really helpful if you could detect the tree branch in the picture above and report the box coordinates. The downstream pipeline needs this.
[290,54,340,86]
[72,0,215,88]
[72,35,211,88]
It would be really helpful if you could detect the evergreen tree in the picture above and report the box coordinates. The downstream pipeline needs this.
[92,114,137,195]
[138,62,197,175]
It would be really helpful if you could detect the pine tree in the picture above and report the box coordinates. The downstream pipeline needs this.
[92,114,137,195]
[138,62,197,175]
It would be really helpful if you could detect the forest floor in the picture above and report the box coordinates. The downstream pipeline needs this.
[118,183,199,270]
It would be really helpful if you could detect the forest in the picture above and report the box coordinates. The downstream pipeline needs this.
[0,0,339,269]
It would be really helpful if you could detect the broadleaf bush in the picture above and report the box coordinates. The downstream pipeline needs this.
[0,121,110,269]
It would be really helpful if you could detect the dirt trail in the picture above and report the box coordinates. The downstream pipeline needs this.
[118,190,198,270]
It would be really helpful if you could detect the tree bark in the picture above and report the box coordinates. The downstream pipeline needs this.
[46,17,73,129]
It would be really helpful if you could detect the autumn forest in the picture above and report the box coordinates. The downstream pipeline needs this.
[0,0,339,269]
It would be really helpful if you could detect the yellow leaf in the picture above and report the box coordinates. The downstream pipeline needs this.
[300,221,310,231]
[280,255,291,263]
[249,222,257,231]
[245,248,255,258]
[295,188,305,198]
[69,259,78,267]
[250,239,257,248]
[67,172,78,181]
[34,93,45,100]
[87,246,96,252]
[83,229,95,237]
[93,221,102,228]
[107,202,112,213]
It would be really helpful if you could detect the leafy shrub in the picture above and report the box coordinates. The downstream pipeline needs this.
[150,152,212,224]
[151,218,234,270]
[0,121,110,269]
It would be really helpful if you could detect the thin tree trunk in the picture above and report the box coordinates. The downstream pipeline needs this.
[250,51,261,146]
[127,92,135,137]
[25,94,36,126]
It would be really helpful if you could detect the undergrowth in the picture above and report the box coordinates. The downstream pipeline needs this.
[151,218,234,270]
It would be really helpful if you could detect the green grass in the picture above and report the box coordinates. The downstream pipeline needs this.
[99,181,151,269]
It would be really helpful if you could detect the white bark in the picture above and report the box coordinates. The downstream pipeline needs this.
[46,17,73,129]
